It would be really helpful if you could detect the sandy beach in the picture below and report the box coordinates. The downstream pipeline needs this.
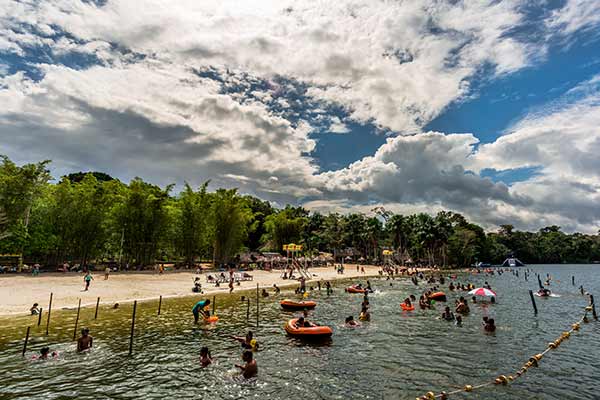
[0,265,391,316]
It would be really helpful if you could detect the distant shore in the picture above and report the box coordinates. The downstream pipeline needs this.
[0,264,425,317]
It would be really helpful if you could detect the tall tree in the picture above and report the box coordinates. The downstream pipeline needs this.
[209,189,252,265]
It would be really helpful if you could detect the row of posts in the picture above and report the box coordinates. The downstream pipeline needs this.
[22,283,263,357]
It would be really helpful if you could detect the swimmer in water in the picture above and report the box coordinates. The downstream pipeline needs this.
[273,284,280,294]
[455,297,470,314]
[192,299,211,323]
[232,331,259,350]
[199,346,212,367]
[77,327,93,352]
[235,350,257,379]
[441,306,455,321]
[261,288,269,298]
[345,316,360,326]
[484,318,496,333]
[33,347,58,360]
[30,303,40,315]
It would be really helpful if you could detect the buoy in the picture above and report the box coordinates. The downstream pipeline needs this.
[533,354,543,361]
[425,392,435,400]
[494,375,509,385]
[440,391,448,400]
[464,385,473,392]
[572,323,580,331]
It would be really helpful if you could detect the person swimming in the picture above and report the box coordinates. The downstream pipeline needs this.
[261,288,269,298]
[192,299,211,323]
[455,315,463,326]
[33,347,58,360]
[200,346,212,367]
[273,284,280,294]
[30,303,40,315]
[235,350,257,379]
[484,318,496,332]
[455,297,470,314]
[441,306,455,321]
[345,316,360,327]
[232,331,259,350]
[77,328,93,352]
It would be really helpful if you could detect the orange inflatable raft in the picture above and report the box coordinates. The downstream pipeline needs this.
[428,292,447,302]
[280,299,317,311]
[204,316,219,323]
[345,285,367,294]
[284,318,333,339]
[401,303,415,311]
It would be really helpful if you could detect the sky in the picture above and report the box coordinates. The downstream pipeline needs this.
[1,0,600,233]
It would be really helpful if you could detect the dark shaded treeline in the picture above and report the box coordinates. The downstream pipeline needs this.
[1,156,599,268]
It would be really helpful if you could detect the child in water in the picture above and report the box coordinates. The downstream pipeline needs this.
[235,351,258,379]
[232,331,259,350]
[33,347,58,360]
[30,303,40,315]
[199,347,212,367]
[345,316,360,327]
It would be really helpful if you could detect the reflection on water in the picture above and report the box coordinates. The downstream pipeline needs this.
[1,265,599,400]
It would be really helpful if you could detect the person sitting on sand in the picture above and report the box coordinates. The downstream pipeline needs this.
[273,284,280,294]
[484,318,496,332]
[345,316,360,327]
[236,350,257,379]
[192,299,211,324]
[441,306,455,321]
[455,297,470,314]
[232,331,259,350]
[200,346,212,367]
[30,303,40,315]
[261,288,269,298]
[77,328,93,352]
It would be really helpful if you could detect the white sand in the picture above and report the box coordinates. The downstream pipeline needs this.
[0,265,393,316]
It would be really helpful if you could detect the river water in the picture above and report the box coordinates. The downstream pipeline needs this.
[1,264,599,400]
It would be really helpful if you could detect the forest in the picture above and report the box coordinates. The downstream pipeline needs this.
[1,156,600,269]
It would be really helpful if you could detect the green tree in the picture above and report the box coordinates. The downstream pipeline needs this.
[175,182,210,267]
[209,189,252,265]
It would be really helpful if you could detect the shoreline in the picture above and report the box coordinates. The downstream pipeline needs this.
[0,265,426,317]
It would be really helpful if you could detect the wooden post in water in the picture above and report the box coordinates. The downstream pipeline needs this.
[590,294,598,320]
[129,300,137,356]
[22,326,31,357]
[94,297,100,319]
[528,290,538,315]
[45,292,53,335]
[537,275,543,289]
[72,298,82,340]
[212,295,216,315]
[37,308,43,326]
[256,283,259,328]
[246,298,250,321]
[157,295,162,315]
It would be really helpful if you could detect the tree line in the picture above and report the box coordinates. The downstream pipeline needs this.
[1,156,599,268]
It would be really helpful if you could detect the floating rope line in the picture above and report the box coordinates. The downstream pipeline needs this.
[417,305,594,400]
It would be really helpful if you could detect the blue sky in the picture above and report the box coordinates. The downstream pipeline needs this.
[1,0,600,232]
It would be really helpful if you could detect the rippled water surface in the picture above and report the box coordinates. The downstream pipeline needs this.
[1,265,599,399]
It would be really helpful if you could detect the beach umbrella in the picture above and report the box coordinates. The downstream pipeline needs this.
[468,287,497,297]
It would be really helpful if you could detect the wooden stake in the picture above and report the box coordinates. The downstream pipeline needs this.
[256,283,259,328]
[72,298,81,340]
[157,295,162,315]
[37,308,43,326]
[94,297,100,319]
[22,326,31,357]
[129,300,137,356]
[590,294,598,320]
[528,290,538,315]
[572,276,575,286]
[45,292,53,335]
[246,298,250,321]
[212,295,216,314]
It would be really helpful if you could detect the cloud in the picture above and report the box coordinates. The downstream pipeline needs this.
[546,0,600,36]
[327,116,350,134]
[1,0,599,233]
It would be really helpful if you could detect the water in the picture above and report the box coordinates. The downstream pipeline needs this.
[1,265,599,400]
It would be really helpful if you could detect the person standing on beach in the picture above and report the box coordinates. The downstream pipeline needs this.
[83,272,93,291]
[192,299,211,323]
[104,266,110,280]
[77,328,93,352]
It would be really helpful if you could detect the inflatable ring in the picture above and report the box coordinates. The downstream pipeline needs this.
[204,315,219,323]
[346,286,367,294]
[284,318,332,339]
[401,303,415,311]
[280,299,317,311]
[428,292,447,302]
